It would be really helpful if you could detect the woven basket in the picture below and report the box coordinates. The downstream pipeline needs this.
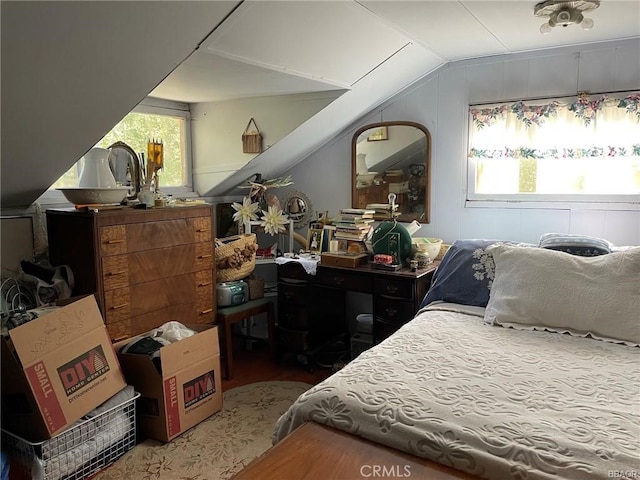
[242,118,263,154]
[215,234,258,283]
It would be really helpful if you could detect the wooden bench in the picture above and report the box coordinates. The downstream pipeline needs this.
[232,421,478,480]
[216,297,275,380]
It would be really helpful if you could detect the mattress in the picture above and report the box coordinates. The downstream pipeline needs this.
[274,303,640,479]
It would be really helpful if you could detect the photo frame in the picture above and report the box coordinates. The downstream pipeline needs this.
[307,228,324,253]
[216,202,239,238]
[367,126,388,142]
[317,210,329,221]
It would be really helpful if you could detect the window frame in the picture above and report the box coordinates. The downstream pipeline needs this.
[465,92,640,211]
[39,98,196,205]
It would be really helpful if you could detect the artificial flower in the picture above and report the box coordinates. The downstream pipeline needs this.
[260,205,289,235]
[231,197,260,223]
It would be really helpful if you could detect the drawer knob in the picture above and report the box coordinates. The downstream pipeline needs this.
[200,308,213,315]
[385,306,398,316]
[110,303,129,310]
[284,291,294,300]
[198,254,213,259]
[198,281,212,287]
[333,276,345,285]
[106,270,127,276]
[105,239,125,244]
[196,228,210,233]
[386,285,399,294]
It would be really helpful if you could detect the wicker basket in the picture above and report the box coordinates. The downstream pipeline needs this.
[215,234,259,283]
[242,118,263,154]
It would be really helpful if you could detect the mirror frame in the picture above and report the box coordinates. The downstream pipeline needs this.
[352,121,431,224]
[107,141,142,201]
[283,189,314,227]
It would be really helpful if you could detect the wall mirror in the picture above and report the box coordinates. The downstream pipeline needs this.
[283,189,313,227]
[108,141,143,201]
[352,121,431,223]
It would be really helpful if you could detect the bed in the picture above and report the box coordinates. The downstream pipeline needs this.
[274,238,640,480]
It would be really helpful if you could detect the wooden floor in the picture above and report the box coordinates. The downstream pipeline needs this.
[221,339,334,392]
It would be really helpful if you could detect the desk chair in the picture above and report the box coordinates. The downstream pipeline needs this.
[216,297,275,380]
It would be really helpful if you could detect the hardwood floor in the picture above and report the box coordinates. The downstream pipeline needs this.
[221,339,334,391]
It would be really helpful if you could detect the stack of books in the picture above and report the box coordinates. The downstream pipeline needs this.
[334,208,375,242]
[366,203,398,220]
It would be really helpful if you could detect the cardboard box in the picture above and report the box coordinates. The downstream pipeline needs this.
[1,295,127,440]
[115,325,222,442]
[321,252,369,268]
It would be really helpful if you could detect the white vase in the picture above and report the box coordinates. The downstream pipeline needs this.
[78,147,117,188]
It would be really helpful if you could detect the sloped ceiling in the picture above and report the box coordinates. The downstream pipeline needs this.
[1,1,240,208]
[2,1,639,207]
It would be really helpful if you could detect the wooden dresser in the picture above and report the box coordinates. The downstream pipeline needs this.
[46,206,215,341]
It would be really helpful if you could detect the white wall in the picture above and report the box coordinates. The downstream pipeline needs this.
[284,39,640,247]
[190,91,342,194]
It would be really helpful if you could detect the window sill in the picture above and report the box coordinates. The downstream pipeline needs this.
[465,200,640,211]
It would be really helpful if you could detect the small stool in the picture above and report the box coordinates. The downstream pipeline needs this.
[216,297,275,380]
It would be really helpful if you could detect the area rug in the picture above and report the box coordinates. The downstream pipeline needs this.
[93,381,312,480]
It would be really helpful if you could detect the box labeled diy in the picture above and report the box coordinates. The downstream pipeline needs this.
[1,295,127,440]
[115,324,222,442]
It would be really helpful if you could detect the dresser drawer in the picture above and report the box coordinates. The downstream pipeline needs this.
[374,296,415,323]
[277,326,309,352]
[279,307,311,330]
[315,268,371,293]
[373,318,403,344]
[126,244,210,285]
[102,256,130,290]
[127,302,211,337]
[279,283,310,305]
[104,287,131,323]
[191,216,213,243]
[373,277,414,299]
[196,269,214,313]
[125,218,207,252]
[278,262,310,281]
[99,225,127,256]
[195,242,214,270]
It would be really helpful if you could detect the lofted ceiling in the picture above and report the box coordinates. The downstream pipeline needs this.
[150,0,640,104]
[2,1,639,207]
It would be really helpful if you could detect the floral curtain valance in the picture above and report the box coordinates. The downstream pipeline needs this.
[468,92,640,160]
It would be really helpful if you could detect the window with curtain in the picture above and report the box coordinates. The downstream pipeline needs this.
[467,92,640,205]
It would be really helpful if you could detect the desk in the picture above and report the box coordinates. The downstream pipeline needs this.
[277,261,438,361]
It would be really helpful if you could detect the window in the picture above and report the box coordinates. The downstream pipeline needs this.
[467,92,640,205]
[52,101,191,190]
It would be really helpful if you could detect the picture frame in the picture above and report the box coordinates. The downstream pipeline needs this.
[367,126,388,142]
[317,210,329,221]
[215,202,239,238]
[307,228,324,253]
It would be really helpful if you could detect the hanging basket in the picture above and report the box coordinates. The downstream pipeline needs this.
[215,234,259,283]
[242,118,263,154]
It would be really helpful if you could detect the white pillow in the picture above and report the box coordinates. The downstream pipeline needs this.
[484,244,640,346]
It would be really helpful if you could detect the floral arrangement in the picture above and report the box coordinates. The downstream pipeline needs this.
[232,175,294,235]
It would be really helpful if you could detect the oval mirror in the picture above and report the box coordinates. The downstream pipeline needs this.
[283,189,313,227]
[107,141,143,201]
[352,121,431,223]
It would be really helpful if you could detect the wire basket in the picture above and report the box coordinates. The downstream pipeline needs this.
[2,391,139,480]
[215,234,258,283]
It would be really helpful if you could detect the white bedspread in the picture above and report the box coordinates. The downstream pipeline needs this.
[274,304,640,479]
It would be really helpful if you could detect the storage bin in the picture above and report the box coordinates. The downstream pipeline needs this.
[2,391,139,480]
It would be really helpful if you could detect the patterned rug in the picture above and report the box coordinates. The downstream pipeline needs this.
[94,381,312,480]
